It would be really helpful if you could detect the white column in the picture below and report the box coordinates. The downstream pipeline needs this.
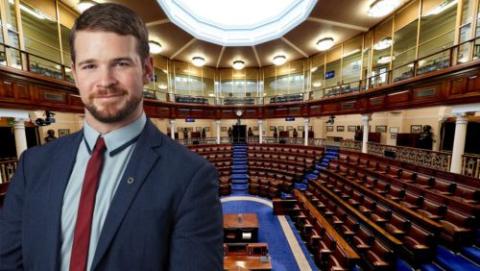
[450,113,468,174]
[215,120,221,144]
[169,119,176,140]
[13,119,28,158]
[258,119,263,144]
[304,118,309,146]
[361,114,371,153]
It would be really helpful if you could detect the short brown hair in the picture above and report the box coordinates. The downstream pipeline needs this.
[69,3,149,64]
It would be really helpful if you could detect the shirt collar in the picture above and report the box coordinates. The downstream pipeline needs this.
[83,112,147,156]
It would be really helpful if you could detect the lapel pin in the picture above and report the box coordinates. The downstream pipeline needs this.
[127,177,135,184]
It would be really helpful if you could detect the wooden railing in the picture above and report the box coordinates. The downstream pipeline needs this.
[463,153,480,179]
[0,158,17,184]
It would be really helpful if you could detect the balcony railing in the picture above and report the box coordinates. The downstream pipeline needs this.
[0,42,73,82]
[2,38,480,106]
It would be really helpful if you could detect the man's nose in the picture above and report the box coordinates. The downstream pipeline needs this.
[96,67,118,88]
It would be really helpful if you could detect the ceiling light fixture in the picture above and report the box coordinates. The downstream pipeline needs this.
[272,55,287,66]
[316,37,334,51]
[77,0,97,13]
[232,60,245,70]
[373,37,392,50]
[149,41,162,54]
[192,56,206,67]
[367,0,400,17]
[377,55,394,64]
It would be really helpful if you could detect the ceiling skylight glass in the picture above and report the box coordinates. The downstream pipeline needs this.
[157,0,317,46]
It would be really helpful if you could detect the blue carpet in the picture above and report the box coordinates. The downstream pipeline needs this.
[222,198,318,271]
[436,246,480,271]
[463,246,480,265]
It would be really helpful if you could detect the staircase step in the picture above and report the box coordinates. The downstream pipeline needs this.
[232,179,248,184]
[395,259,415,271]
[294,182,308,190]
[436,246,480,271]
[463,246,480,265]
[232,173,248,179]
[231,183,249,190]
[420,264,444,271]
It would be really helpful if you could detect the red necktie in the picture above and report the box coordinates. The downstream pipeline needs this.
[70,137,106,271]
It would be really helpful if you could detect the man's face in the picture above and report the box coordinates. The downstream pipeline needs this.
[72,31,152,123]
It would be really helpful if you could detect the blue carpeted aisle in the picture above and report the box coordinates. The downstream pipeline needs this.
[222,198,318,271]
[231,144,249,195]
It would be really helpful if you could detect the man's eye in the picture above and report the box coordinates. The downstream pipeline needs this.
[117,61,130,67]
[82,64,96,70]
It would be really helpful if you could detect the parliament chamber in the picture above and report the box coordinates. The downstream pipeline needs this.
[2,0,480,270]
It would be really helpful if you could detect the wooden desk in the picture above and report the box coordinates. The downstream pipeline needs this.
[224,213,259,243]
[224,255,272,270]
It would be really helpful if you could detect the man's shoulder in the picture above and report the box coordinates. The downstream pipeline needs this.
[24,131,81,159]
[146,124,212,170]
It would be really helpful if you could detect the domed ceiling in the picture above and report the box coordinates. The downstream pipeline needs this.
[67,0,411,68]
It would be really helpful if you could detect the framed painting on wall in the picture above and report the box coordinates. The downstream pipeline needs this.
[389,127,399,134]
[58,129,70,137]
[375,125,387,133]
[336,126,345,132]
[347,125,356,132]
[326,126,334,132]
[411,125,422,134]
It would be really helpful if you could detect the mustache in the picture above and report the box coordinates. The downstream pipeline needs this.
[89,88,128,99]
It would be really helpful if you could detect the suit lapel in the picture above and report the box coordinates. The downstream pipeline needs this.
[91,121,163,270]
[45,132,83,270]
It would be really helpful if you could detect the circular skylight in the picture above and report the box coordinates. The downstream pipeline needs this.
[157,0,317,46]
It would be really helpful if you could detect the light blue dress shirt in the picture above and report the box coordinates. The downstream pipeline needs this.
[60,113,147,271]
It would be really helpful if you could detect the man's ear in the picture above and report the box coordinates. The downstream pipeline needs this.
[143,56,154,85]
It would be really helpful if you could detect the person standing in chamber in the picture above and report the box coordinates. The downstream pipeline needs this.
[0,3,223,271]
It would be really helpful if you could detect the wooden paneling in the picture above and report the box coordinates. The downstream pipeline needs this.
[327,46,342,63]
[450,77,467,95]
[395,0,419,31]
[0,80,15,98]
[386,90,410,104]
[374,19,393,43]
[467,75,480,93]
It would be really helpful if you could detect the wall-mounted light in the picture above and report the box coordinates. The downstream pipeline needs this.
[312,81,322,88]
[368,0,400,17]
[232,60,245,70]
[373,37,392,50]
[272,55,287,66]
[77,0,97,13]
[316,37,334,51]
[149,41,162,54]
[192,56,205,67]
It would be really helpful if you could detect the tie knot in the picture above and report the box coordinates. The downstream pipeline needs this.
[93,137,106,154]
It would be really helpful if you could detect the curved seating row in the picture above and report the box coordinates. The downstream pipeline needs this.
[329,154,479,245]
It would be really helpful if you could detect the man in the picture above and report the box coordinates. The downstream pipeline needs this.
[44,129,58,143]
[0,3,223,271]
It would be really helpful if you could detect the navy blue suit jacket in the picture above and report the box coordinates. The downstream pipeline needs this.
[0,120,223,270]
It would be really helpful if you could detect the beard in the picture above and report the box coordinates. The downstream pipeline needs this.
[84,87,142,123]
